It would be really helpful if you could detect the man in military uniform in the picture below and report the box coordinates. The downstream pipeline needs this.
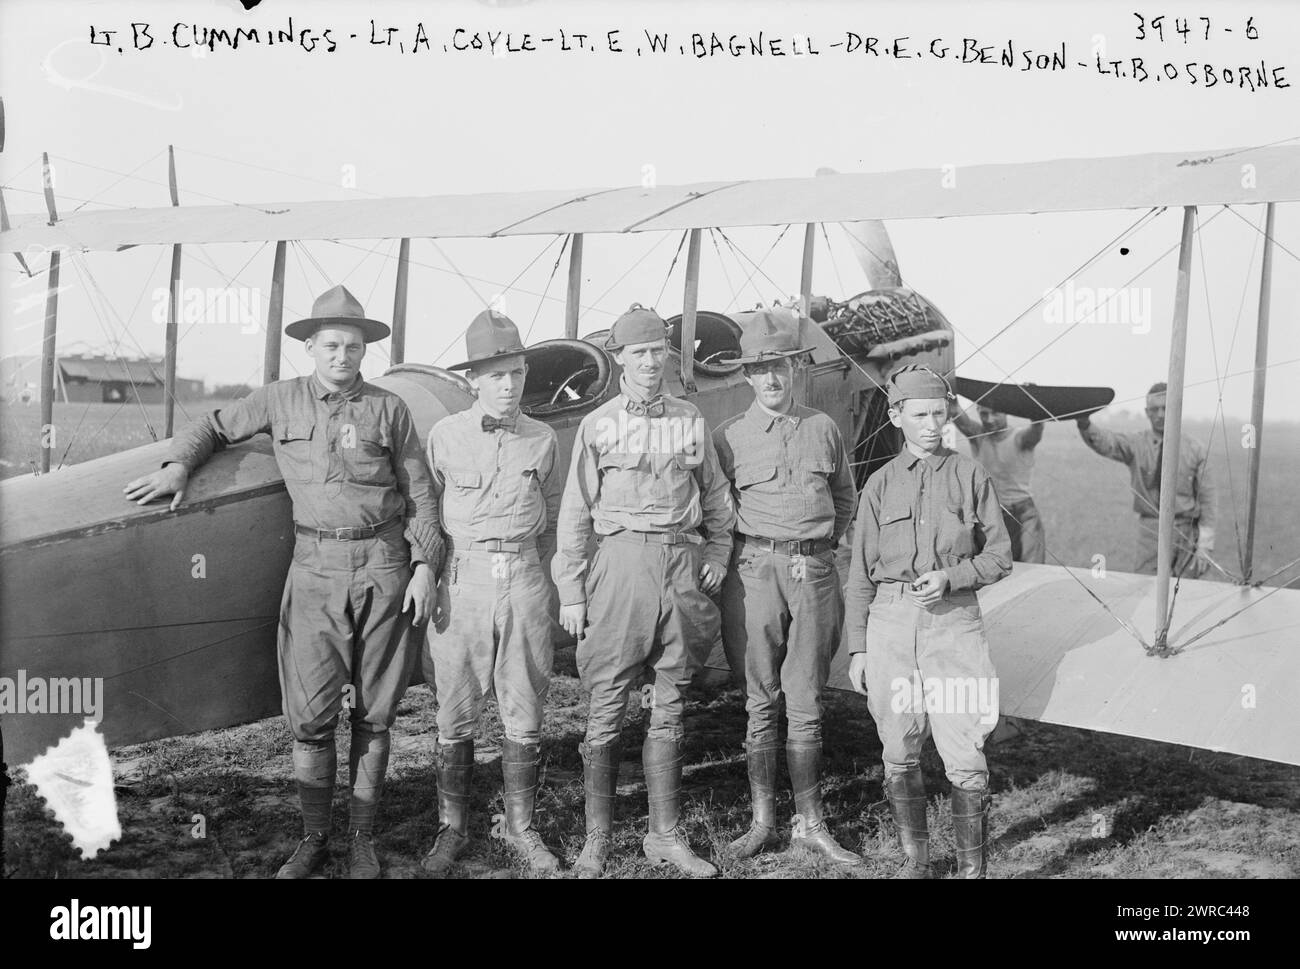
[845,365,1012,878]
[420,310,562,876]
[712,310,861,867]
[554,303,735,878]
[124,286,441,879]
[949,402,1046,563]
[1077,382,1217,577]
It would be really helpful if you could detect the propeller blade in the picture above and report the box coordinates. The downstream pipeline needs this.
[815,166,902,289]
[839,220,903,289]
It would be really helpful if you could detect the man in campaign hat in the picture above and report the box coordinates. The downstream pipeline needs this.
[554,303,735,877]
[844,364,1011,878]
[125,285,442,879]
[712,309,861,867]
[420,309,563,875]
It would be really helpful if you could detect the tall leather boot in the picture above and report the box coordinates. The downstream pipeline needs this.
[497,739,560,872]
[573,740,621,879]
[787,742,862,867]
[641,737,717,877]
[724,743,780,862]
[885,769,932,879]
[421,739,473,876]
[951,787,992,879]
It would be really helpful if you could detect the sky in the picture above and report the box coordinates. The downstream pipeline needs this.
[1,0,1297,420]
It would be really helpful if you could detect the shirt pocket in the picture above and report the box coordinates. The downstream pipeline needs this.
[598,451,646,513]
[510,466,544,534]
[800,459,835,519]
[273,421,315,482]
[735,464,777,490]
[446,469,483,492]
[937,503,978,560]
[349,426,393,484]
[877,504,914,575]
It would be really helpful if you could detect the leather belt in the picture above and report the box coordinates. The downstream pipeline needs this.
[603,530,702,547]
[738,533,834,556]
[295,516,400,541]
[465,539,532,553]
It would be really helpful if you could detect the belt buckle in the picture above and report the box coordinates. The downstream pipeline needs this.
[484,539,503,552]
[335,526,353,541]
[660,533,678,546]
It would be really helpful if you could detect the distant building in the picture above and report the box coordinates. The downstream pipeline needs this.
[1,354,204,405]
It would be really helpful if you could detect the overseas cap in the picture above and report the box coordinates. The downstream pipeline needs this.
[886,364,953,405]
[605,303,670,351]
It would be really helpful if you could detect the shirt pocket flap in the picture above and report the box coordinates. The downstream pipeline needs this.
[448,469,482,488]
[736,465,778,488]
[360,427,393,450]
[598,451,644,472]
[275,421,314,443]
[946,503,978,526]
[879,505,913,525]
[806,460,834,475]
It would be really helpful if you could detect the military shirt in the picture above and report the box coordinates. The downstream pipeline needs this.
[1078,423,1217,528]
[426,401,561,557]
[844,446,1011,653]
[712,401,855,543]
[553,377,735,606]
[167,373,442,567]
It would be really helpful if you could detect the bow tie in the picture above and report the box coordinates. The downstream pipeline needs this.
[481,415,515,433]
[625,398,665,418]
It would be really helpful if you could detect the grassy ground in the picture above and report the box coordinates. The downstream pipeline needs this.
[6,652,1299,879]
[0,399,236,480]
[3,403,1299,877]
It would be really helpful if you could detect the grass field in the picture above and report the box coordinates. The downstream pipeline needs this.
[3,401,1299,878]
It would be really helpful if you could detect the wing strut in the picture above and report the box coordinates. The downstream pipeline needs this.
[391,237,411,365]
[564,232,583,339]
[1242,202,1277,582]
[799,222,816,316]
[679,228,702,393]
[1154,207,1197,649]
[163,145,182,437]
[39,152,60,473]
[263,241,287,383]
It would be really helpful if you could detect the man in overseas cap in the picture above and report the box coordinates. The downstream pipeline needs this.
[125,285,442,878]
[1076,381,1217,576]
[844,364,1011,878]
[420,310,563,875]
[712,309,861,867]
[555,303,735,877]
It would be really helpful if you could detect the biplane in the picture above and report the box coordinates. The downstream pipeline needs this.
[1,144,1298,775]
